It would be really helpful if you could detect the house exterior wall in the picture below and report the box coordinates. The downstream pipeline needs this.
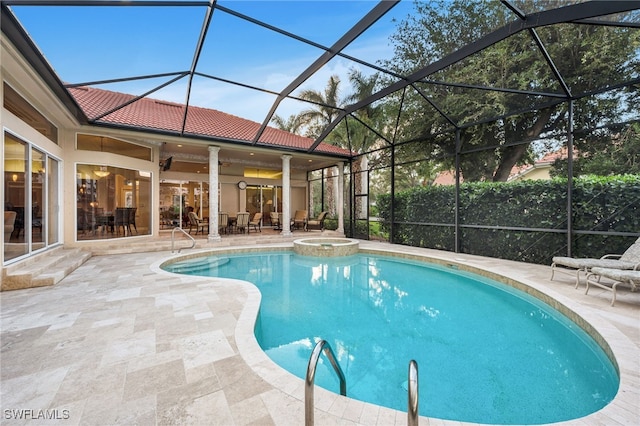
[2,32,319,271]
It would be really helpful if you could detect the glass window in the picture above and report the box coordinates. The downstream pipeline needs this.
[77,134,152,161]
[3,132,59,263]
[4,133,28,261]
[76,164,151,240]
[3,83,58,144]
[245,185,281,227]
[159,180,211,230]
[159,180,188,229]
[31,147,46,249]
[47,156,60,245]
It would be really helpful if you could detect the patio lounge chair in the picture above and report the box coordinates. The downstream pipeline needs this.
[306,211,327,231]
[586,266,640,306]
[291,210,307,231]
[188,211,208,235]
[249,212,262,233]
[550,237,640,288]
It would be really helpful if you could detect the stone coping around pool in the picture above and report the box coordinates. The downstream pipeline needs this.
[151,243,638,425]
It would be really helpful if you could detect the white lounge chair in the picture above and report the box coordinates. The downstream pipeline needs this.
[550,237,640,288]
[586,266,640,306]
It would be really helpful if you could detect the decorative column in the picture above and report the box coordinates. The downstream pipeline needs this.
[208,146,221,242]
[337,161,345,234]
[281,154,292,236]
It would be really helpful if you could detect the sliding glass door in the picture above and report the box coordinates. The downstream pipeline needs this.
[246,185,281,227]
[4,131,60,263]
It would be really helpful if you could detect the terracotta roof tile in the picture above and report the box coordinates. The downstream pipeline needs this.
[69,86,351,156]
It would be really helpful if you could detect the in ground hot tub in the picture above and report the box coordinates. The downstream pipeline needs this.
[293,238,359,257]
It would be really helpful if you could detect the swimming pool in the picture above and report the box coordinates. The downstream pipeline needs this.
[163,250,619,424]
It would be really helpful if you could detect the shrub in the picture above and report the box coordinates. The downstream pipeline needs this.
[377,175,640,264]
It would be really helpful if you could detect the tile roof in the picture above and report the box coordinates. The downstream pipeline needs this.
[68,86,352,157]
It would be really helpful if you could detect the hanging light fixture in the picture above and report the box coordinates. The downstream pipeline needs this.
[94,166,110,178]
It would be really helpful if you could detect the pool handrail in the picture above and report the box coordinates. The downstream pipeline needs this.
[408,360,419,426]
[171,226,195,253]
[305,339,346,426]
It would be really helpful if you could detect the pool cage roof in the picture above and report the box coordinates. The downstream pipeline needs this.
[1,0,639,159]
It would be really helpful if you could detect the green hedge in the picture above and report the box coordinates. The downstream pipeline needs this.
[377,175,640,264]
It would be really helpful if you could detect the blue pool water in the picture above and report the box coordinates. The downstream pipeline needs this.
[164,251,619,424]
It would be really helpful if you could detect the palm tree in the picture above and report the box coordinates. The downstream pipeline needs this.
[270,113,305,135]
[297,75,344,139]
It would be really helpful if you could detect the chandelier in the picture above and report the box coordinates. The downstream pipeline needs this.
[94,166,110,178]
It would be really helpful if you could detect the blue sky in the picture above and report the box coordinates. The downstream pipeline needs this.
[11,0,416,123]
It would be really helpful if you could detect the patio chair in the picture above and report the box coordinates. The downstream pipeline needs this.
[218,212,228,234]
[270,212,280,230]
[188,211,208,235]
[249,212,262,233]
[291,210,308,231]
[235,212,250,234]
[306,211,328,231]
[586,266,640,306]
[550,237,640,288]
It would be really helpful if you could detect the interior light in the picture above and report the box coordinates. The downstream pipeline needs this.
[94,166,111,178]
[12,174,18,182]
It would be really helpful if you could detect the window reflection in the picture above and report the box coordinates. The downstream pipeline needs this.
[159,180,210,230]
[32,147,45,249]
[76,164,151,240]
[4,132,59,263]
[4,134,27,261]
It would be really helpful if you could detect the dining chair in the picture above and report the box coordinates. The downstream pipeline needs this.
[235,212,250,234]
[114,207,130,236]
[218,212,228,234]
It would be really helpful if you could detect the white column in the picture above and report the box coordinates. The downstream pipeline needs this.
[208,146,221,242]
[337,161,345,234]
[281,154,292,236]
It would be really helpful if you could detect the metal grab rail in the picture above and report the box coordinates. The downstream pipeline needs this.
[408,360,419,426]
[171,227,196,253]
[305,340,346,426]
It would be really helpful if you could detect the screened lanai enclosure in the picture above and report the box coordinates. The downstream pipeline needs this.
[3,0,639,265]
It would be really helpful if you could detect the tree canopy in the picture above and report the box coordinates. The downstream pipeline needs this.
[551,122,640,177]
[273,1,639,184]
[378,0,639,181]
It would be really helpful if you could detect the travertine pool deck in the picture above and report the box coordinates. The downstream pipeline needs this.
[1,241,638,425]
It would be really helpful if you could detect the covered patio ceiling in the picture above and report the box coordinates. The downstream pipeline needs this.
[1,1,639,169]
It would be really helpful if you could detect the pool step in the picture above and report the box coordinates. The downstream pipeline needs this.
[167,257,229,273]
[1,247,92,291]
